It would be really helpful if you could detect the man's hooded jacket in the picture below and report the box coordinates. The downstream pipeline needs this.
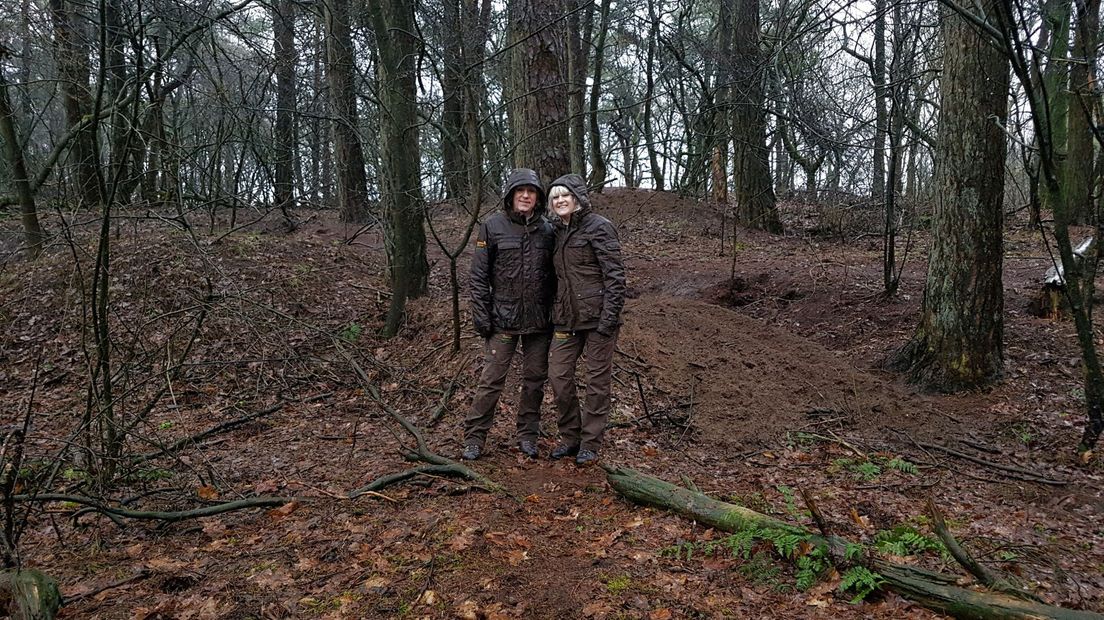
[470,169,556,336]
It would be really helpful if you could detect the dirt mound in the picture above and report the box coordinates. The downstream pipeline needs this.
[620,296,962,451]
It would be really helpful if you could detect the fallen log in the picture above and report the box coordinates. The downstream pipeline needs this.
[604,465,1102,620]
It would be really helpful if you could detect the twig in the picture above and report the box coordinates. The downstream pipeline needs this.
[428,358,473,427]
[801,489,831,537]
[132,401,286,464]
[634,372,653,424]
[66,569,152,602]
[12,494,297,522]
[348,464,488,498]
[916,441,1068,486]
[926,497,1040,602]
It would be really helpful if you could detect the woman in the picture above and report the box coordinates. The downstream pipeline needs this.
[546,174,626,465]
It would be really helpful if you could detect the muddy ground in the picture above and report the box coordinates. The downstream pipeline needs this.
[1,188,1102,619]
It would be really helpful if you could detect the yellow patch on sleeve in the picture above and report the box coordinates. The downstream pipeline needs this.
[476,240,487,248]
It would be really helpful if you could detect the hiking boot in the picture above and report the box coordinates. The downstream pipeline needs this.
[461,444,482,461]
[518,440,538,458]
[575,449,599,466]
[550,444,579,460]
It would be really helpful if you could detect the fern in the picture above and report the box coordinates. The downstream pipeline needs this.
[721,528,758,559]
[770,531,807,558]
[886,457,918,474]
[874,526,943,557]
[844,542,864,562]
[839,566,885,603]
[794,545,829,591]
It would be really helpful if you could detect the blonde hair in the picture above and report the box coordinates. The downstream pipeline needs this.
[549,185,573,199]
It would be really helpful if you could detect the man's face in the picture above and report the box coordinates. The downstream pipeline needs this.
[512,185,538,216]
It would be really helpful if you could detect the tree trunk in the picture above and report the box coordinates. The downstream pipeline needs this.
[1065,0,1099,224]
[895,0,1009,390]
[585,0,612,188]
[643,0,663,190]
[326,0,371,223]
[872,0,887,206]
[273,0,298,226]
[370,0,430,338]
[0,69,45,259]
[49,0,102,208]
[507,0,571,185]
[731,0,781,233]
[566,0,592,175]
[0,570,62,620]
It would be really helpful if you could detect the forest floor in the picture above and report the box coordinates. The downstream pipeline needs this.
[2,189,1103,619]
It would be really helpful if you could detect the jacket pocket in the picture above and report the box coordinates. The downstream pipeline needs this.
[575,287,604,324]
[492,295,520,331]
[493,238,523,294]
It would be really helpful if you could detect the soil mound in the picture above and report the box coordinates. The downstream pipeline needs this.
[620,296,960,450]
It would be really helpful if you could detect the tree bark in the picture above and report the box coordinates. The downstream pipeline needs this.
[272,0,298,226]
[566,0,592,175]
[1065,0,1099,224]
[0,68,44,258]
[508,0,571,185]
[895,0,1009,390]
[585,0,612,188]
[370,0,430,338]
[326,0,371,223]
[643,0,663,190]
[49,0,102,208]
[731,0,781,233]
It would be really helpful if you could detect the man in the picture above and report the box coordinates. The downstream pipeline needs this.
[463,169,556,460]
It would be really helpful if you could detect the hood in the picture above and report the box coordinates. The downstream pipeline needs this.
[502,168,546,217]
[549,173,592,220]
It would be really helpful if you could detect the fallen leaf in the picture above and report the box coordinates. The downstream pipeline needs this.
[505,549,529,566]
[648,609,673,620]
[455,600,480,620]
[582,601,612,617]
[449,527,478,552]
[365,576,390,594]
[268,501,300,518]
[849,507,871,530]
[417,589,437,605]
[196,485,219,500]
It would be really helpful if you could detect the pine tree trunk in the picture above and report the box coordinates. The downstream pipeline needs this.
[326,0,371,223]
[566,0,592,175]
[508,0,571,184]
[273,0,297,226]
[0,69,44,259]
[643,0,663,190]
[585,0,612,188]
[896,0,1009,390]
[731,0,781,233]
[49,0,102,208]
[371,0,429,338]
[1065,0,1099,224]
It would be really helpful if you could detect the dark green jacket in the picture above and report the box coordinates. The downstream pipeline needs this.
[470,169,556,336]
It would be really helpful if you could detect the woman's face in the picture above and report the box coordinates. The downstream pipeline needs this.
[551,191,577,219]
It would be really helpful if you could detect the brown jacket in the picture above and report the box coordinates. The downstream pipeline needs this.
[550,174,626,334]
